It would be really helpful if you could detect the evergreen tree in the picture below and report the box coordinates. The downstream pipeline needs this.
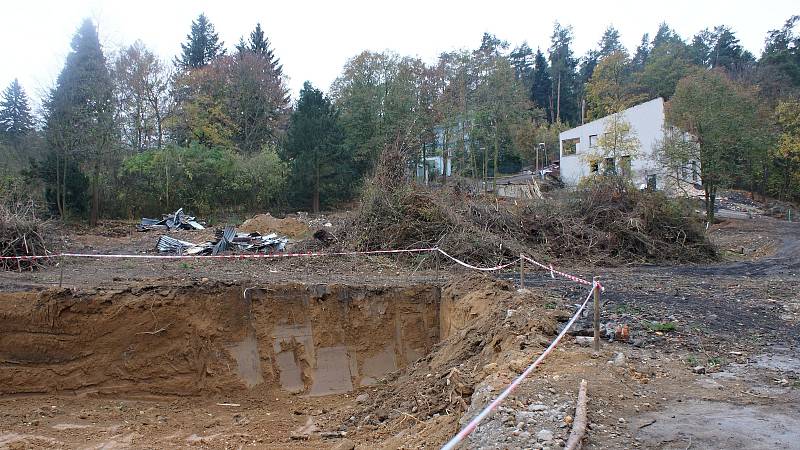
[652,23,683,49]
[175,13,225,70]
[0,79,35,150]
[632,33,650,70]
[284,82,349,213]
[45,18,115,224]
[509,42,534,91]
[548,22,579,124]
[597,26,626,58]
[691,26,755,76]
[531,48,553,117]
[237,23,284,77]
[757,16,800,103]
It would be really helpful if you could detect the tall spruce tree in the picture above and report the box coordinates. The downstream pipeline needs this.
[548,22,579,124]
[597,26,626,59]
[237,23,283,77]
[509,42,534,91]
[0,79,35,150]
[531,48,553,118]
[45,18,115,224]
[632,33,651,70]
[284,82,348,213]
[175,13,225,70]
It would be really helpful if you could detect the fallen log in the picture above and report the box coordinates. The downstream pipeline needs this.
[565,379,589,450]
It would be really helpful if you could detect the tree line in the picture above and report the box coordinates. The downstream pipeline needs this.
[0,15,799,224]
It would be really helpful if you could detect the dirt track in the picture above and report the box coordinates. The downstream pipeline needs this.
[0,216,797,449]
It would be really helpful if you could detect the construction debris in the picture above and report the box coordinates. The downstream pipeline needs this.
[137,208,205,232]
[156,227,288,255]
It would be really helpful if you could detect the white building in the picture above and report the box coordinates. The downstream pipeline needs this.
[559,98,677,190]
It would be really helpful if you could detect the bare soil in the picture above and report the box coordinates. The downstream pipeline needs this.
[0,215,797,449]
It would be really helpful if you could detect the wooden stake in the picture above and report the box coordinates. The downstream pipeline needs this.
[593,276,601,352]
[58,234,65,288]
[519,254,525,289]
[564,379,589,450]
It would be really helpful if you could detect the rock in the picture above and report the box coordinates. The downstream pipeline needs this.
[611,352,627,367]
[331,438,356,450]
[528,404,548,412]
[575,336,594,347]
[509,359,528,373]
[537,429,554,442]
[692,366,707,374]
[618,417,626,424]
[482,363,498,374]
[563,415,573,425]
[515,411,538,423]
[355,393,369,403]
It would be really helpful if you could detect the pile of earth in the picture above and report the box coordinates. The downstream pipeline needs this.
[240,213,311,239]
[320,274,566,448]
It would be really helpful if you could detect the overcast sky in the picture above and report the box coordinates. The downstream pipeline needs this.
[2,0,798,111]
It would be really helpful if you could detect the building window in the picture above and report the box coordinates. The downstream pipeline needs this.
[620,156,631,176]
[589,160,599,173]
[604,157,616,175]
[588,134,598,148]
[691,160,699,182]
[561,138,579,156]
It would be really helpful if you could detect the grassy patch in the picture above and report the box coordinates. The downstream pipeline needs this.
[545,302,557,310]
[646,321,677,332]
[707,356,726,367]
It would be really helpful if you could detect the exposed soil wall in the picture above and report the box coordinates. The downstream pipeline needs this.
[0,282,440,397]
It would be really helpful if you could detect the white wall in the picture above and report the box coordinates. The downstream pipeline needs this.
[559,98,666,189]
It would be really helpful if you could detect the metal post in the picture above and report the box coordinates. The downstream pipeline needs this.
[519,254,525,289]
[593,276,601,352]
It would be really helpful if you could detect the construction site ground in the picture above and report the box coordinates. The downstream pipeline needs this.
[0,215,798,449]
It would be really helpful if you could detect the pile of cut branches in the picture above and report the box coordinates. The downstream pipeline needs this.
[0,200,52,271]
[520,178,716,264]
[343,156,715,266]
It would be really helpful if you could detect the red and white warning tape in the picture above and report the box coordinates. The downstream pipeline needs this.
[1,248,598,289]
[435,248,520,272]
[440,282,598,450]
[521,254,603,290]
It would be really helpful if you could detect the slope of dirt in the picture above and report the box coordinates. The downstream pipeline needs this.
[0,282,441,398]
[319,275,562,448]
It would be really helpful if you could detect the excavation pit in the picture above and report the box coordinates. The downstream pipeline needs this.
[0,282,441,398]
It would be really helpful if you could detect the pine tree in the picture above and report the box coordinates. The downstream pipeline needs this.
[509,42,534,91]
[597,26,626,59]
[46,18,115,224]
[531,48,552,118]
[0,79,34,149]
[548,22,579,124]
[175,13,225,70]
[284,82,348,213]
[632,33,650,70]
[237,23,283,77]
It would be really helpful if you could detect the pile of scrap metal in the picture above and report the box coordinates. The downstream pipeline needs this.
[156,225,288,255]
[137,208,205,232]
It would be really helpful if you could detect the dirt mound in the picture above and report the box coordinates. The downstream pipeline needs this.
[240,213,310,239]
[321,274,561,447]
